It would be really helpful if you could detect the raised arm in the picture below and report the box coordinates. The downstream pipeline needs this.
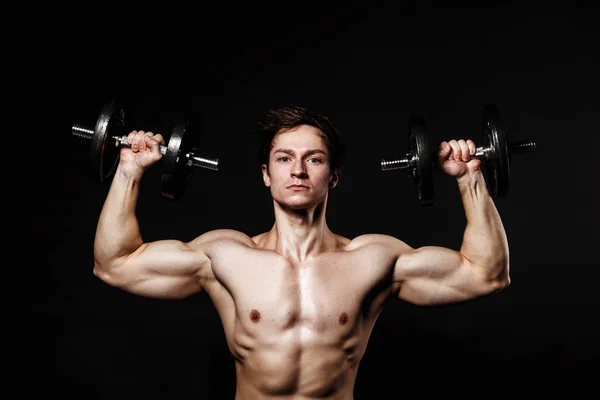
[93,130,213,299]
[392,139,510,306]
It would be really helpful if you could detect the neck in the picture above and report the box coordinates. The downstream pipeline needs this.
[265,199,335,263]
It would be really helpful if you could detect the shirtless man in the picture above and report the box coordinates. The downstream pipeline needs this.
[93,105,510,399]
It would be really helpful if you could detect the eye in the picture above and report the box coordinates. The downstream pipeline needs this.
[308,158,323,163]
[278,157,290,162]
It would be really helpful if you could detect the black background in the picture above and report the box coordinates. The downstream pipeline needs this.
[22,0,600,398]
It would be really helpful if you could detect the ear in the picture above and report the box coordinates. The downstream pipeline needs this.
[261,164,271,187]
[329,172,339,188]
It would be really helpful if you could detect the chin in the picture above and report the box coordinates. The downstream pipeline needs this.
[272,195,309,209]
[282,200,312,210]
[283,197,326,210]
[272,190,327,210]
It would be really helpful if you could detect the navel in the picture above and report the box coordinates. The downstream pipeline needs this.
[338,312,349,325]
[250,309,261,323]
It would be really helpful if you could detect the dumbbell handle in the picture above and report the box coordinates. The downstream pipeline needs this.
[381,139,536,171]
[112,134,169,155]
[72,123,219,171]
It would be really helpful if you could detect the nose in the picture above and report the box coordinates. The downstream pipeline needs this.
[291,159,308,179]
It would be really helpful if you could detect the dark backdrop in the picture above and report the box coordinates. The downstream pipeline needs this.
[23,1,599,398]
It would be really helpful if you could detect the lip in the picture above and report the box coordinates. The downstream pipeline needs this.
[287,185,309,190]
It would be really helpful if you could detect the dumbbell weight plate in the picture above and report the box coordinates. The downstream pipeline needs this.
[408,115,434,206]
[160,118,198,200]
[91,100,128,182]
[481,104,510,197]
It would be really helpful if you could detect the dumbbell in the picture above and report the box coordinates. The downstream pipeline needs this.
[71,100,219,200]
[380,114,435,206]
[380,104,536,206]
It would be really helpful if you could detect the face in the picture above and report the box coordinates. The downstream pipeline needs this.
[262,125,338,210]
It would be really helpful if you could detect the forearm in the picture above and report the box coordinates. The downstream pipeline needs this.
[457,170,509,278]
[94,165,145,267]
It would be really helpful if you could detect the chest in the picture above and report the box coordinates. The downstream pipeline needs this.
[228,254,380,333]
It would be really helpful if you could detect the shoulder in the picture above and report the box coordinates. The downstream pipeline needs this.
[189,229,258,250]
[344,233,414,254]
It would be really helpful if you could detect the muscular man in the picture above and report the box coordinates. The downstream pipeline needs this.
[93,105,510,399]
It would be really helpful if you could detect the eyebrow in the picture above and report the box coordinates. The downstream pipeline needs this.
[273,148,327,157]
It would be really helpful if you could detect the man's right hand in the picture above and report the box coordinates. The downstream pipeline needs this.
[118,130,166,176]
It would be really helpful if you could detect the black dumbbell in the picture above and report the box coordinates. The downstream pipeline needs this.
[71,100,219,200]
[380,104,536,206]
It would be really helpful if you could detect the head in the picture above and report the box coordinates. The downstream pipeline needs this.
[254,105,346,210]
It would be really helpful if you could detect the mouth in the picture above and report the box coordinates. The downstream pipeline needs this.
[287,185,309,190]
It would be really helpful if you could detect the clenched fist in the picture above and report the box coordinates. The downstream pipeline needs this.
[437,139,481,178]
[118,130,166,176]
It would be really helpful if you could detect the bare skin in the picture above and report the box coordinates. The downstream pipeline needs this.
[93,125,510,399]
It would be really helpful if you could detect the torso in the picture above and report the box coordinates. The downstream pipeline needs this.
[200,231,400,399]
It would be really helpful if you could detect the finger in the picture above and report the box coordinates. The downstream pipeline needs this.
[438,141,451,163]
[139,131,154,152]
[439,141,451,154]
[457,139,470,161]
[448,139,460,161]
[144,134,161,153]
[466,139,476,156]
[152,133,166,146]
[132,130,147,151]
[127,130,138,149]
[129,130,142,151]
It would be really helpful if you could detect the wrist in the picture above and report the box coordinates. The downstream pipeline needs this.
[456,169,484,186]
[116,162,145,181]
[456,170,489,198]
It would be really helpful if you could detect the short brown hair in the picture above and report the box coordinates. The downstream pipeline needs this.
[254,105,346,177]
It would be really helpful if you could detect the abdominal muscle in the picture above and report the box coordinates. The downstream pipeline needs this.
[203,234,393,399]
[232,324,361,400]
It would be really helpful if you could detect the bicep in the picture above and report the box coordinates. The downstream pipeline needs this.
[95,239,211,299]
[393,246,493,306]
